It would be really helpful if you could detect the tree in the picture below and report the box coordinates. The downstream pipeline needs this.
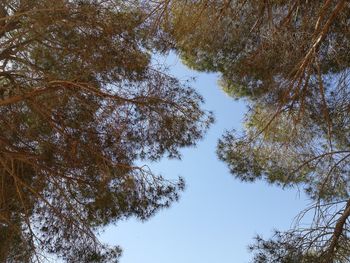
[0,1,213,262]
[164,1,350,262]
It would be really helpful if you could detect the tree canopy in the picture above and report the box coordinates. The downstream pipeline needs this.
[163,0,350,262]
[3,0,350,262]
[0,1,213,262]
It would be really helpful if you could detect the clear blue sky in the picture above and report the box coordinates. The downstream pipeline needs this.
[100,54,311,263]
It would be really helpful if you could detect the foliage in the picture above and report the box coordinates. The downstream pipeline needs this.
[0,1,213,262]
[166,0,350,100]
[164,0,350,262]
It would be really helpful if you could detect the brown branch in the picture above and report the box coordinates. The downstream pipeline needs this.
[322,198,350,262]
[0,87,52,107]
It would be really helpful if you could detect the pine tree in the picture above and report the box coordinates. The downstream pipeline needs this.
[0,1,213,262]
[166,1,350,262]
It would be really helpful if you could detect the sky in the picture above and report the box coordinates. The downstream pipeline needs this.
[100,54,311,263]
